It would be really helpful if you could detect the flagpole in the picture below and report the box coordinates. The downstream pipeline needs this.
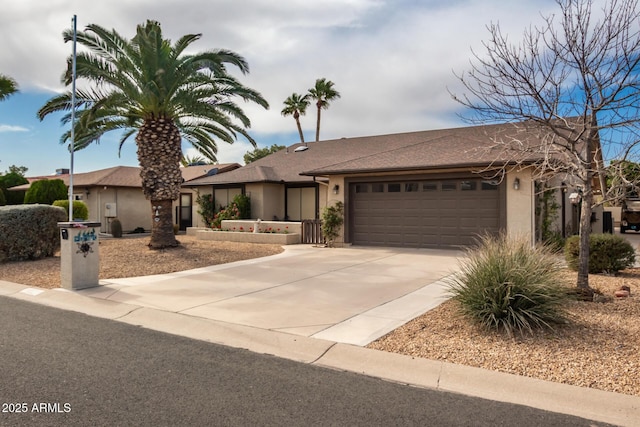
[68,14,77,221]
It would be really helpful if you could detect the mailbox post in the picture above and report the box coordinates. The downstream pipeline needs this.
[58,221,101,290]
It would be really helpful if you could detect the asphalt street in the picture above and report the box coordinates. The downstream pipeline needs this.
[0,296,614,426]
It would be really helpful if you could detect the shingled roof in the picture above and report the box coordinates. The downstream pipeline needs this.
[10,163,240,191]
[185,121,543,187]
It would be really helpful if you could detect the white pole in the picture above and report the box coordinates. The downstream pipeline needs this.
[68,14,77,221]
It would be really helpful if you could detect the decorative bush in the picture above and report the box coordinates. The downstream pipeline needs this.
[110,218,123,238]
[52,200,89,220]
[196,193,215,228]
[447,233,568,337]
[321,201,344,247]
[565,234,636,274]
[211,194,251,229]
[24,179,68,205]
[0,204,67,262]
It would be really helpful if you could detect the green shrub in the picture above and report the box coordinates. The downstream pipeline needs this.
[565,234,636,274]
[321,201,344,247]
[447,233,568,337]
[0,189,5,206]
[0,204,67,262]
[232,193,251,219]
[110,218,123,238]
[52,200,89,221]
[24,179,68,205]
[210,194,251,229]
[0,172,28,205]
[196,193,215,228]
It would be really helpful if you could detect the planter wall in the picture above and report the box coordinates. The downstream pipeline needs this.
[196,230,301,245]
[221,220,301,235]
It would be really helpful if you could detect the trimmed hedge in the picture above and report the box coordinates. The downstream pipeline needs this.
[565,234,636,274]
[0,204,67,262]
[24,179,67,205]
[52,200,89,221]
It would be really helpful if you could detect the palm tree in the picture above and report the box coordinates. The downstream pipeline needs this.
[38,20,268,249]
[181,154,208,167]
[281,93,310,143]
[308,78,340,142]
[0,74,18,102]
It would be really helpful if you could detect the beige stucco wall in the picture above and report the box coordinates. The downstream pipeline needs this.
[506,169,535,242]
[245,183,284,221]
[85,186,149,233]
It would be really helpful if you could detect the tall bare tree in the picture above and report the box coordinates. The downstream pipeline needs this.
[451,0,640,293]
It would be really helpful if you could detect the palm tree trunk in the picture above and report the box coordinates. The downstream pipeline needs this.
[295,118,305,143]
[149,199,176,248]
[136,117,183,249]
[315,103,322,142]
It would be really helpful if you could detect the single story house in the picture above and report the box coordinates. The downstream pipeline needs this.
[12,163,240,233]
[185,121,605,248]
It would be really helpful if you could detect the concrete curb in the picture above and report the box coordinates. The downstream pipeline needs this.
[2,281,639,426]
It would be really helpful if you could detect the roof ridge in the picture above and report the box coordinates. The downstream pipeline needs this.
[302,133,453,175]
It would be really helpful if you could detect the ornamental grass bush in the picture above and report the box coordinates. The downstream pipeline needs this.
[564,234,635,274]
[447,233,568,337]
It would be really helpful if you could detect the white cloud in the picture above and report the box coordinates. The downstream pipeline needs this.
[0,124,29,133]
[2,0,605,176]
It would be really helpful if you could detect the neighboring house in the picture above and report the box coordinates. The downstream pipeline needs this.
[185,121,605,248]
[11,164,240,233]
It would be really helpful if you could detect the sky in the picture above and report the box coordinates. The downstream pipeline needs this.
[0,0,565,177]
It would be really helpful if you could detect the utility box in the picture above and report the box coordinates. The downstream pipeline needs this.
[58,221,101,290]
[104,203,117,217]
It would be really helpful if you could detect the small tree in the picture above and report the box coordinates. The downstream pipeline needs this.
[321,201,344,247]
[451,0,640,292]
[243,144,285,164]
[0,172,28,205]
[24,179,68,205]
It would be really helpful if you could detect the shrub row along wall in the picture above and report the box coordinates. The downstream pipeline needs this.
[0,204,67,262]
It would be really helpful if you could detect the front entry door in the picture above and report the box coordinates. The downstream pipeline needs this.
[179,193,193,231]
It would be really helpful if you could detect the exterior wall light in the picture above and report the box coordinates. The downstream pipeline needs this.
[569,192,582,204]
[513,177,520,191]
[332,184,340,195]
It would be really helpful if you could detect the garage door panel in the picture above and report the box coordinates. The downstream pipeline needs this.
[351,179,501,248]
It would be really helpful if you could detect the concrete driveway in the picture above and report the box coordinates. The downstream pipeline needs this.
[79,245,463,346]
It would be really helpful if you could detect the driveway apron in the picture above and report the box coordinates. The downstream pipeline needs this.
[79,245,462,346]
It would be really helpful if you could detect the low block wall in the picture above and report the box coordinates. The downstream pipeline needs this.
[221,220,301,235]
[196,230,300,245]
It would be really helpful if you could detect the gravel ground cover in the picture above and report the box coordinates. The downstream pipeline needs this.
[0,235,283,289]
[369,270,640,397]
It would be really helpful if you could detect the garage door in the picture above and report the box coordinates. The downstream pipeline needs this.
[350,178,502,248]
